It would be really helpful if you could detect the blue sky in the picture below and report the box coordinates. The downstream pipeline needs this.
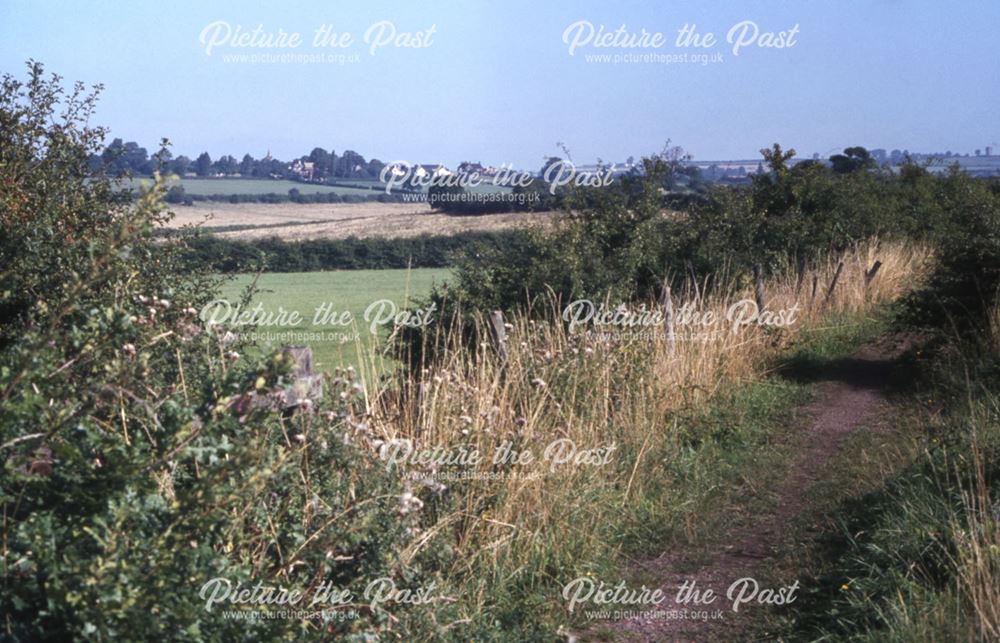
[1,0,998,169]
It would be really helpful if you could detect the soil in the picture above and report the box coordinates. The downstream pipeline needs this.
[595,334,918,642]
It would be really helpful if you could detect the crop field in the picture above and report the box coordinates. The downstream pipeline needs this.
[125,177,383,197]
[166,201,548,240]
[217,267,450,371]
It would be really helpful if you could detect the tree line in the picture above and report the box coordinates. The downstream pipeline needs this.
[90,140,389,182]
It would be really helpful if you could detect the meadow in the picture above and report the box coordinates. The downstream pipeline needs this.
[218,267,450,370]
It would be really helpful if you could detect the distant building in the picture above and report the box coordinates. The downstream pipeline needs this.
[457,161,498,177]
[289,159,315,180]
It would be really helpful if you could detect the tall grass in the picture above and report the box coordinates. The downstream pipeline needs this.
[342,240,931,632]
[784,297,1000,641]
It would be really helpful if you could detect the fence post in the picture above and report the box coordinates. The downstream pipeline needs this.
[661,282,676,356]
[822,262,845,309]
[489,310,508,364]
[864,260,882,287]
[685,260,701,307]
[752,263,766,311]
[281,345,322,411]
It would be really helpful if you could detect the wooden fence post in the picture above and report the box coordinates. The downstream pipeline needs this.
[864,260,882,287]
[685,261,701,307]
[822,262,845,309]
[752,263,766,311]
[489,310,508,364]
[661,282,676,356]
[281,345,322,412]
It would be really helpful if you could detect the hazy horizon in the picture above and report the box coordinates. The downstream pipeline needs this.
[2,0,998,168]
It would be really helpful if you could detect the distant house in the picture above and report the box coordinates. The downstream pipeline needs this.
[289,159,315,181]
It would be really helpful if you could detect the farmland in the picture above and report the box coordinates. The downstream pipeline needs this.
[166,200,548,240]
[126,176,386,197]
[217,267,450,370]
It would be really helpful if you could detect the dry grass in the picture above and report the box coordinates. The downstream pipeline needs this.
[338,240,933,618]
[165,201,551,240]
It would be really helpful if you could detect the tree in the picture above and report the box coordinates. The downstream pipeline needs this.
[170,154,191,176]
[335,150,366,178]
[829,146,874,174]
[195,151,212,176]
[214,154,238,175]
[307,147,332,178]
[239,153,255,175]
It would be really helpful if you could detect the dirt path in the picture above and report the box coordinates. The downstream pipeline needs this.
[601,336,914,642]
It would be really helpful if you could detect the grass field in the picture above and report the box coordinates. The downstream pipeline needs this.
[217,268,450,372]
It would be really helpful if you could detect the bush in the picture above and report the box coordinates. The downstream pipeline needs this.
[1,62,443,640]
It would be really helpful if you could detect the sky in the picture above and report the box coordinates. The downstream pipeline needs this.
[1,0,998,169]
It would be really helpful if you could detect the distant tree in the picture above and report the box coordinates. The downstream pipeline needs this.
[240,153,255,175]
[195,151,212,177]
[214,154,238,175]
[366,158,385,180]
[761,143,796,178]
[308,147,332,178]
[335,150,366,178]
[122,141,149,174]
[171,155,191,175]
[540,156,563,178]
[829,146,874,174]
[654,140,693,190]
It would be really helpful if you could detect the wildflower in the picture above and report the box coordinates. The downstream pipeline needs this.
[531,377,546,389]
[293,434,306,444]
[122,343,136,356]
[225,351,240,361]
[398,491,424,515]
[840,583,849,591]
[350,383,364,395]
[459,415,473,425]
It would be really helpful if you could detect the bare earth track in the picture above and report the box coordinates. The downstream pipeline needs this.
[602,335,915,642]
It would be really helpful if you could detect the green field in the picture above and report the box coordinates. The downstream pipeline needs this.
[217,268,449,373]
[127,177,383,197]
